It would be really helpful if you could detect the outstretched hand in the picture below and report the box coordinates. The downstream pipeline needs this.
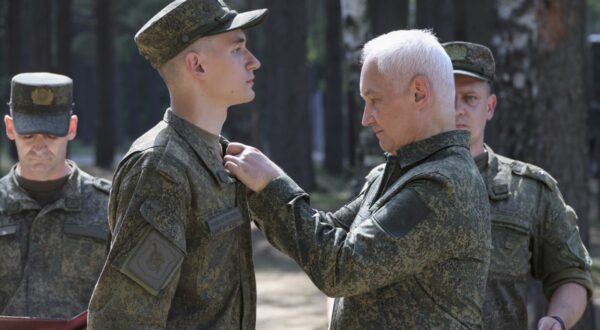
[224,142,285,193]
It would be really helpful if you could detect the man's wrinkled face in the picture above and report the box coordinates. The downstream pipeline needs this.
[454,74,496,148]
[360,60,417,155]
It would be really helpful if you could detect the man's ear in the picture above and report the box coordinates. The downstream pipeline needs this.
[4,115,15,141]
[486,94,497,121]
[411,75,430,107]
[67,115,78,141]
[185,51,207,80]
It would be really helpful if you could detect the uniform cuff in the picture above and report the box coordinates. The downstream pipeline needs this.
[248,175,307,217]
[543,267,594,300]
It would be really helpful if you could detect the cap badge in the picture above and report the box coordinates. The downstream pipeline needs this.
[31,88,54,106]
[446,45,467,61]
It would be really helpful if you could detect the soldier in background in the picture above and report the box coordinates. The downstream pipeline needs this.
[443,41,593,330]
[87,0,267,328]
[0,72,110,318]
[225,30,491,329]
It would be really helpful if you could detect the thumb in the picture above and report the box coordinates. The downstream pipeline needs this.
[226,142,247,156]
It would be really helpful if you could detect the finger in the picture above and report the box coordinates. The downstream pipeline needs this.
[224,160,241,176]
[226,142,247,155]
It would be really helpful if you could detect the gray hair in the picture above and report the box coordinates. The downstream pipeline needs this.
[361,30,455,114]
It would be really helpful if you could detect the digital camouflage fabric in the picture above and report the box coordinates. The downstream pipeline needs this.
[9,72,74,137]
[476,145,593,330]
[88,110,256,329]
[442,42,495,83]
[135,0,267,68]
[0,162,110,318]
[249,130,492,329]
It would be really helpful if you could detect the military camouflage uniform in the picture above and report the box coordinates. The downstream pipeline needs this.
[88,110,256,329]
[249,131,491,329]
[0,161,110,318]
[477,145,593,330]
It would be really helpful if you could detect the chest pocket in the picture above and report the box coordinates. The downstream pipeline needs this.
[0,224,22,281]
[489,212,531,279]
[62,223,109,281]
[204,182,245,237]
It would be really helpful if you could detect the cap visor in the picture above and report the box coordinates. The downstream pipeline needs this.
[209,9,268,35]
[11,111,70,137]
[453,69,490,82]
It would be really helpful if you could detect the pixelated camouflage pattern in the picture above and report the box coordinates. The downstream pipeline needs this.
[9,72,74,137]
[88,109,256,329]
[442,42,495,82]
[0,161,110,318]
[135,0,267,68]
[249,130,491,329]
[478,145,593,330]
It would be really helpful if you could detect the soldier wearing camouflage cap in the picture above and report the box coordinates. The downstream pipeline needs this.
[225,30,491,328]
[88,0,267,328]
[443,41,593,330]
[0,72,110,318]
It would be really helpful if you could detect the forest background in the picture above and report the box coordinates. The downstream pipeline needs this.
[1,0,600,328]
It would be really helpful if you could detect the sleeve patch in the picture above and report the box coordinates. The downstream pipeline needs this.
[120,228,184,296]
[372,188,431,238]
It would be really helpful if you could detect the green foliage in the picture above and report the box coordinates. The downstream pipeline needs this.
[589,0,600,34]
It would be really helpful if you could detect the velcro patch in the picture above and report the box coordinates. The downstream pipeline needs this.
[372,188,430,238]
[120,228,184,296]
[205,207,244,236]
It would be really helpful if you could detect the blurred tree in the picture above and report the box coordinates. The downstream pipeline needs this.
[415,0,455,42]
[482,0,594,328]
[262,0,314,189]
[341,0,369,171]
[369,0,408,37]
[27,0,51,71]
[94,0,115,168]
[57,0,72,75]
[323,0,343,173]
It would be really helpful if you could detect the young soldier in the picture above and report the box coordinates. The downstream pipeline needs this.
[87,0,267,328]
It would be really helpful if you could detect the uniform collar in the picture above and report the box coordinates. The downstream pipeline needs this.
[163,109,235,185]
[3,160,83,215]
[479,144,511,200]
[395,130,470,169]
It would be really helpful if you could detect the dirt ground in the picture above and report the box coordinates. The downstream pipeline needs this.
[252,226,329,330]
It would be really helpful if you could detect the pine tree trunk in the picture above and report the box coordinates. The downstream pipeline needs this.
[341,0,369,173]
[323,0,343,173]
[485,0,594,328]
[263,0,314,189]
[94,0,115,168]
[368,0,408,37]
[27,0,51,71]
[57,0,72,75]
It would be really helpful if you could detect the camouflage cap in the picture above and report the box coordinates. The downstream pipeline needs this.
[8,72,74,137]
[442,41,495,82]
[135,0,268,68]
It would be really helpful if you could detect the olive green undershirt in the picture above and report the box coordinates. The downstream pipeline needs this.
[16,169,71,207]
[474,150,488,171]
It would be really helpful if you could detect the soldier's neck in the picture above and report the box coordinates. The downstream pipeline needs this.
[470,141,485,158]
[169,95,227,136]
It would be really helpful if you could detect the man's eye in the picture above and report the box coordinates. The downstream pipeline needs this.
[465,96,477,103]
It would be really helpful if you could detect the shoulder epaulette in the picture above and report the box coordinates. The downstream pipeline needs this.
[93,177,112,194]
[510,161,557,189]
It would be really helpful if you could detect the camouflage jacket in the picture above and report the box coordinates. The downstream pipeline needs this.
[0,162,110,318]
[249,131,491,329]
[88,109,256,329]
[478,145,593,330]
